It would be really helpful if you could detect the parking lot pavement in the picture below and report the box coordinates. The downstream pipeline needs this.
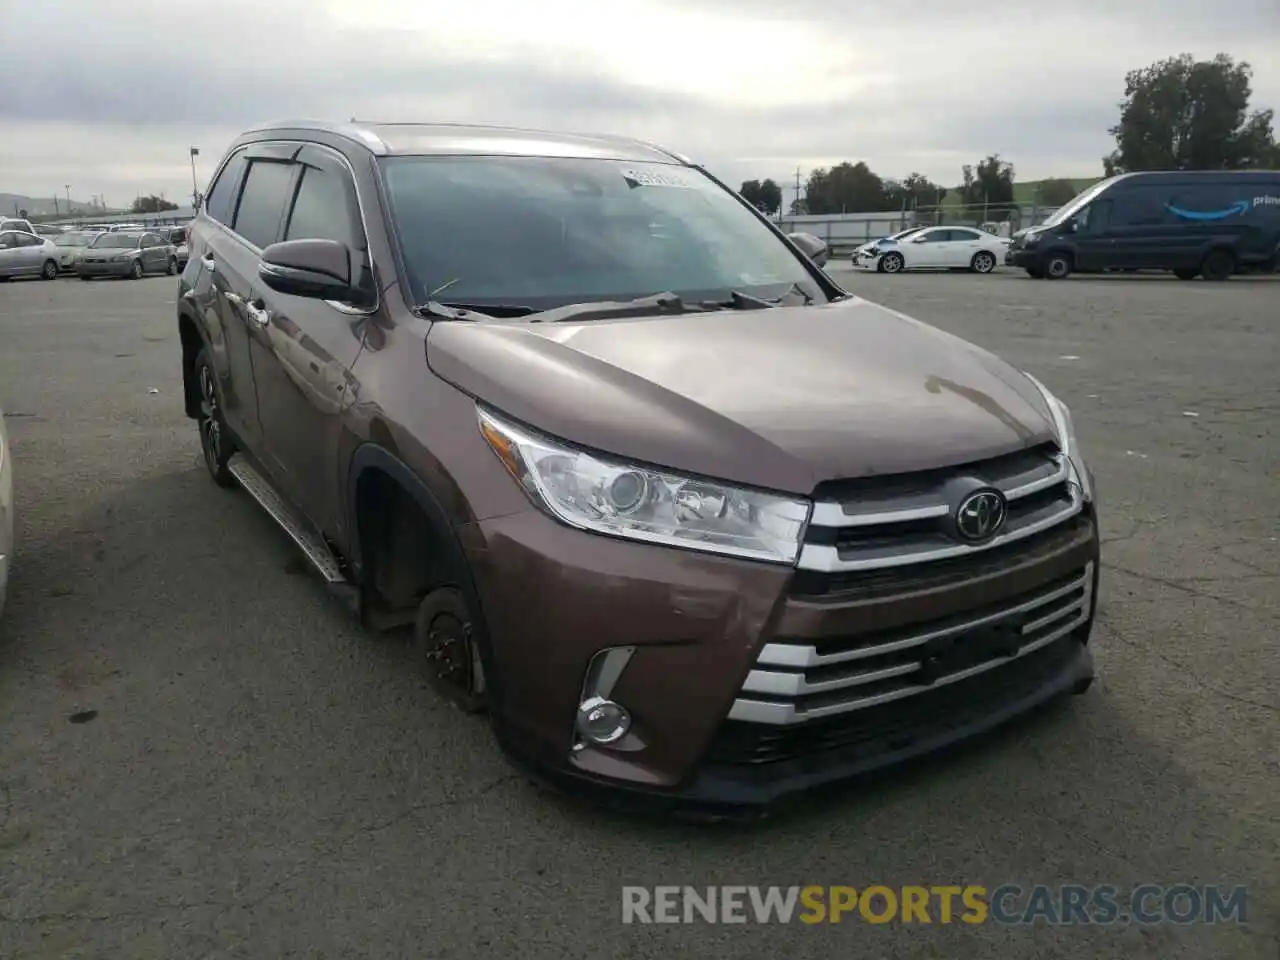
[0,272,1276,959]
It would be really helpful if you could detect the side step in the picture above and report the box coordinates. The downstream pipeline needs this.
[229,456,346,583]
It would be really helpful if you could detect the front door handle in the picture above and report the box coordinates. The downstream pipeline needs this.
[224,291,244,307]
[201,255,216,272]
[246,301,272,327]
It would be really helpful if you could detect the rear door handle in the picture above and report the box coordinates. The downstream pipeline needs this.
[201,255,216,272]
[246,301,272,327]
[224,291,244,307]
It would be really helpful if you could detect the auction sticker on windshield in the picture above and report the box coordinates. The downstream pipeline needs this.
[622,169,695,189]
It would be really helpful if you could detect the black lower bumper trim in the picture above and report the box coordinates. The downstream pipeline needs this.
[523,635,1094,819]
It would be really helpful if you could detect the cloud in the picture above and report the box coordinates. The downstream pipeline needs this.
[0,0,1276,203]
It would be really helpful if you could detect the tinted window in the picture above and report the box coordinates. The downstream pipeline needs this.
[285,165,357,249]
[17,233,43,247]
[381,155,824,310]
[1109,186,1168,226]
[205,150,247,225]
[1077,198,1112,234]
[0,233,16,248]
[914,229,948,243]
[233,159,295,249]
[950,229,983,241]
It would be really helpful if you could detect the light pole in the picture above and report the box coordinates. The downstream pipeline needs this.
[64,184,71,213]
[189,146,200,210]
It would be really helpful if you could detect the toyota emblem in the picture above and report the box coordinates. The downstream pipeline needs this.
[954,489,1007,542]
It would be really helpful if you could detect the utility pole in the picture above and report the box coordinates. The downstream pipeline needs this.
[53,195,60,216]
[792,165,802,216]
[65,184,71,212]
[189,146,201,210]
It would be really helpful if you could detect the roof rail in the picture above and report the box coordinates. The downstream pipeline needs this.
[242,119,390,154]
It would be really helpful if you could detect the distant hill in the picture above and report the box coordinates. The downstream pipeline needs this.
[1011,177,1101,204]
[0,192,119,218]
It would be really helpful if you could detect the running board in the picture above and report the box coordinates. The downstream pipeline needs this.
[229,456,346,584]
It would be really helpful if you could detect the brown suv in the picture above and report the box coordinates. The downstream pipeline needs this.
[177,121,1100,813]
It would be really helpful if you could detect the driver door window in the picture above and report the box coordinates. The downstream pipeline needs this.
[909,228,947,266]
[1076,200,1112,235]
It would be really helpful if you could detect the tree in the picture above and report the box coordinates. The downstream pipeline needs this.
[1104,53,1277,173]
[740,178,782,215]
[804,161,897,214]
[130,194,179,214]
[958,154,1016,219]
[1036,177,1080,207]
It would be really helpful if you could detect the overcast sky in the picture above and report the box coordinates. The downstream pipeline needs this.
[1,0,1277,207]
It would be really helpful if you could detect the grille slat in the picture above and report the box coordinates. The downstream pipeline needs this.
[719,443,1093,743]
[729,563,1092,725]
[798,442,1082,575]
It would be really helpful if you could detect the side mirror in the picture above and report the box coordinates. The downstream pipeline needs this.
[259,239,366,303]
[788,232,826,260]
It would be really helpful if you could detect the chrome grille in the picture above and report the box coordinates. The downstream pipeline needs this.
[729,562,1093,726]
[797,442,1082,574]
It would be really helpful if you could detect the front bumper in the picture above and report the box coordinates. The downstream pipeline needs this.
[465,502,1100,813]
[1006,248,1040,267]
[75,259,135,277]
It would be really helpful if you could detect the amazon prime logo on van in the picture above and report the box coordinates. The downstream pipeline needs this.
[1166,195,1280,221]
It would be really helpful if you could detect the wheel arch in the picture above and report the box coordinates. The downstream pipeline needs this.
[345,443,487,615]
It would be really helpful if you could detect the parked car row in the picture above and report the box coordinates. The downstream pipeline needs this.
[0,227,188,281]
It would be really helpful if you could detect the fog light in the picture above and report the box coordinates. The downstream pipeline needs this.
[575,696,631,745]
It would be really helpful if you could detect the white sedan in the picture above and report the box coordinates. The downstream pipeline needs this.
[854,226,1009,275]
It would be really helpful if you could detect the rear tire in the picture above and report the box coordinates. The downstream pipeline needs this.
[1174,268,1199,281]
[41,259,58,280]
[194,347,236,488]
[970,251,997,274]
[1044,252,1073,280]
[166,256,178,276]
[1200,249,1234,282]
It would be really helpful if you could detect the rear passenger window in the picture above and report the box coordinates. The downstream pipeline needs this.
[233,160,296,249]
[204,150,247,225]
[285,165,358,250]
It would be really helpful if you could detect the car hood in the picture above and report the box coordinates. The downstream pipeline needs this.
[426,296,1057,495]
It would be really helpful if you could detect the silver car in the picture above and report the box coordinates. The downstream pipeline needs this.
[0,229,60,281]
[0,405,12,618]
[76,231,178,280]
[52,230,96,273]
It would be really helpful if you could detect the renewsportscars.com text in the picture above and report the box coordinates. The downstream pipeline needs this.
[621,885,1249,926]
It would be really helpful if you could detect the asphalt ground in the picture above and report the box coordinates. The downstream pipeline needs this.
[0,267,1276,959]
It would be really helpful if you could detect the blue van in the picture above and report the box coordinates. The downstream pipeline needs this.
[1007,170,1280,281]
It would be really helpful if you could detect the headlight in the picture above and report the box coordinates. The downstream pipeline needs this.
[1023,374,1092,502]
[477,408,811,563]
[113,254,131,262]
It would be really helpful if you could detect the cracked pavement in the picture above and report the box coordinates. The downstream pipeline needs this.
[0,270,1276,959]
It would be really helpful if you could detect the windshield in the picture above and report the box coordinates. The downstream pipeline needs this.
[54,232,89,246]
[887,227,923,241]
[380,155,826,311]
[91,234,141,249]
[1042,179,1113,226]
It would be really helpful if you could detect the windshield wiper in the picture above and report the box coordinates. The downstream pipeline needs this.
[414,301,536,321]
[527,292,695,323]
